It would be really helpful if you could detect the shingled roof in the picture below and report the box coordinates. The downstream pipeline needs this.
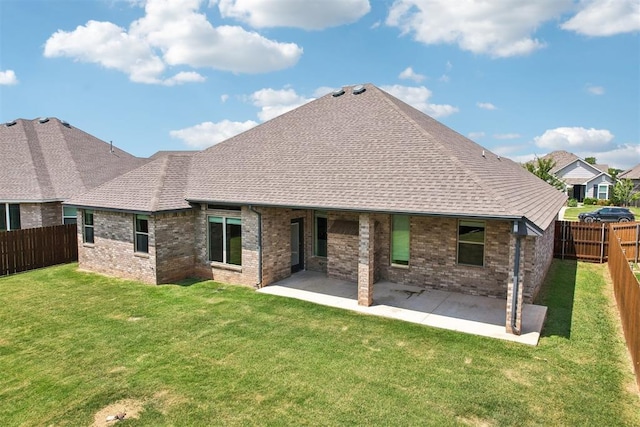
[0,117,148,201]
[619,163,640,180]
[66,154,193,213]
[187,84,566,233]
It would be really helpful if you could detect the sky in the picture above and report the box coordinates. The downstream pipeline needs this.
[1,0,639,170]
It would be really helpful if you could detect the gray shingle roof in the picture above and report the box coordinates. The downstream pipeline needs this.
[0,118,148,201]
[619,163,640,180]
[186,84,566,232]
[150,150,198,159]
[540,150,580,174]
[65,154,193,213]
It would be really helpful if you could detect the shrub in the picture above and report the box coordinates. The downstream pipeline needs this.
[583,197,597,205]
[567,198,578,207]
[597,199,610,206]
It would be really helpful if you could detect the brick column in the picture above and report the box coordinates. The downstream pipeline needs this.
[358,213,375,306]
[506,233,525,335]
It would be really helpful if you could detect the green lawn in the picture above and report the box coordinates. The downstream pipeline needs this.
[564,205,640,221]
[1,262,638,426]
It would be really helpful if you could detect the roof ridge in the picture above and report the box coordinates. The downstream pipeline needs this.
[23,119,56,199]
[150,155,171,212]
[375,86,517,215]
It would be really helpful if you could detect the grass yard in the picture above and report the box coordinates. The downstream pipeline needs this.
[1,262,638,426]
[563,205,640,221]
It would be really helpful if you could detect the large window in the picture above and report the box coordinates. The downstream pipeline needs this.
[458,220,485,266]
[135,215,149,253]
[208,216,242,265]
[83,210,94,243]
[597,184,609,200]
[391,215,410,266]
[1,203,21,231]
[63,207,77,225]
[314,211,327,257]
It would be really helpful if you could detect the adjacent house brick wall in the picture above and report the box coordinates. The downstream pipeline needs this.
[327,211,359,283]
[155,211,195,284]
[77,209,156,284]
[19,202,62,228]
[522,220,556,303]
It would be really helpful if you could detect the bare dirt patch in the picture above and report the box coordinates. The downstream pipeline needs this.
[92,399,144,427]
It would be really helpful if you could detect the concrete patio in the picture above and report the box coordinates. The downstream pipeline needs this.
[257,271,547,346]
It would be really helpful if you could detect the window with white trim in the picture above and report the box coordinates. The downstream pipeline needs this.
[208,216,242,265]
[597,184,609,200]
[63,207,77,225]
[458,220,485,266]
[134,215,149,253]
[1,203,21,231]
[83,210,94,243]
[391,215,410,266]
[314,211,327,257]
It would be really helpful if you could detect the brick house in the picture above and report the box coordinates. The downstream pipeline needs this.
[67,84,566,335]
[0,117,147,231]
[618,163,640,207]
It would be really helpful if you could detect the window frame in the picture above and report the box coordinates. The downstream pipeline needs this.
[391,214,410,266]
[313,211,328,257]
[597,184,609,200]
[134,214,150,254]
[208,215,242,266]
[83,210,94,244]
[62,206,77,225]
[457,219,486,267]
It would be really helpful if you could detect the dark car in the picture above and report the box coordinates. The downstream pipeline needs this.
[578,207,635,223]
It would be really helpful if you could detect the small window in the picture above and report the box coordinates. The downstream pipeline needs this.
[135,215,149,253]
[391,215,410,265]
[314,211,328,257]
[63,207,77,225]
[597,184,608,200]
[83,210,94,244]
[458,220,485,266]
[208,216,242,265]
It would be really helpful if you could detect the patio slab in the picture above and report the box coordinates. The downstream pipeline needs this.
[257,271,547,346]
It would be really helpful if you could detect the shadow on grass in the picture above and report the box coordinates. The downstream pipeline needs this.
[170,277,210,287]
[538,259,578,339]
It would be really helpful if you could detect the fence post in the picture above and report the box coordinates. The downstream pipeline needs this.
[635,223,639,265]
[561,221,566,260]
[600,223,605,263]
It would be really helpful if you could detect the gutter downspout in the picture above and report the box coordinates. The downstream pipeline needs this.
[249,205,263,288]
[510,233,522,335]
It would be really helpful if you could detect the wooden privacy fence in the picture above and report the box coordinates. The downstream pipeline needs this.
[0,224,78,276]
[554,221,610,262]
[608,224,640,388]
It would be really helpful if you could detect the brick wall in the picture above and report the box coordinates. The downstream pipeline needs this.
[522,220,555,303]
[77,209,157,284]
[327,211,359,282]
[155,211,195,283]
[19,202,62,229]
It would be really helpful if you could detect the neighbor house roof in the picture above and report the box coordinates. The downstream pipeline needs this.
[619,163,640,180]
[0,117,148,202]
[540,150,609,176]
[65,154,193,213]
[186,84,566,233]
[150,150,198,159]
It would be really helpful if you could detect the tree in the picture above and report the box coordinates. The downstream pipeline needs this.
[524,157,565,191]
[608,167,622,180]
[611,178,640,206]
[584,157,596,165]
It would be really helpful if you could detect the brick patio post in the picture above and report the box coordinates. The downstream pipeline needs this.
[358,213,375,306]
[506,233,525,335]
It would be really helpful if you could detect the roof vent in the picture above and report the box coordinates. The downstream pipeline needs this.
[38,117,49,124]
[352,85,366,95]
[332,88,345,97]
[60,120,70,128]
[5,120,17,127]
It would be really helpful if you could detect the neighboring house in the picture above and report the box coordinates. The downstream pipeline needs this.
[66,84,566,335]
[0,117,147,231]
[540,150,614,202]
[618,163,640,207]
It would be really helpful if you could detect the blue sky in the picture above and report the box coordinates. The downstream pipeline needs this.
[1,0,639,169]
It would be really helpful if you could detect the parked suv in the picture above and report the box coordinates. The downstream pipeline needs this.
[578,207,635,223]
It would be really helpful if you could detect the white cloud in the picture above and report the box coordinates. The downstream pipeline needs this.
[386,0,572,57]
[216,0,370,30]
[588,144,640,170]
[221,94,229,102]
[250,87,314,122]
[477,102,497,110]
[562,0,640,36]
[468,131,485,139]
[43,0,302,84]
[170,119,258,148]
[313,86,338,98]
[381,84,458,118]
[399,66,426,82]
[493,133,521,140]
[0,69,18,85]
[534,126,615,151]
[586,84,605,95]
